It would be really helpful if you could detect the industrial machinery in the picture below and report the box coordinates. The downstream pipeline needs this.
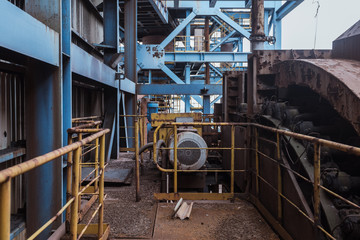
[219,20,360,240]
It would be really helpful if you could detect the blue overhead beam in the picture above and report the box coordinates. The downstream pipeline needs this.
[166,1,279,9]
[120,78,136,94]
[276,0,304,20]
[216,11,251,39]
[211,95,222,106]
[159,11,196,49]
[71,44,117,88]
[137,84,222,95]
[0,0,59,66]
[210,30,236,52]
[165,52,249,63]
[160,64,185,84]
[148,0,169,24]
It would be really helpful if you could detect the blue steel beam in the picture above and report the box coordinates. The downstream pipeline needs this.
[148,0,169,24]
[71,44,117,88]
[211,95,222,106]
[166,1,280,9]
[120,78,136,94]
[216,11,251,39]
[160,64,185,84]
[276,0,304,20]
[137,84,222,95]
[159,11,196,49]
[164,52,249,63]
[210,30,236,52]
[0,1,59,66]
[209,64,223,77]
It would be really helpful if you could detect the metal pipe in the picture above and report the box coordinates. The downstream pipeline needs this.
[313,143,321,227]
[0,179,11,240]
[0,129,110,183]
[98,134,105,238]
[276,132,282,221]
[78,203,102,240]
[255,128,259,197]
[95,125,100,191]
[66,133,73,224]
[70,147,81,240]
[174,125,178,193]
[135,120,141,202]
[68,121,102,132]
[231,125,235,193]
[251,0,265,51]
[28,197,75,240]
[78,133,83,210]
[72,116,101,121]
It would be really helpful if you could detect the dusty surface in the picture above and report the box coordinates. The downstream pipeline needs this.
[104,153,160,239]
[154,202,279,240]
[83,152,279,240]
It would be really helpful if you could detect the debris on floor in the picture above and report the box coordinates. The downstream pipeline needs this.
[173,198,194,220]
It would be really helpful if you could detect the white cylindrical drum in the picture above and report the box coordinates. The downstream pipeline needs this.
[168,131,208,170]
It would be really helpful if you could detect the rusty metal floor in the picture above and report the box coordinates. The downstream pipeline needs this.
[151,201,279,240]
[102,154,279,240]
[82,166,132,185]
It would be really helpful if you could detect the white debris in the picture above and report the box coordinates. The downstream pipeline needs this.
[173,198,194,220]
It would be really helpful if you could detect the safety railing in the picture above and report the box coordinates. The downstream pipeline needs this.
[151,122,249,200]
[72,116,102,126]
[250,123,360,240]
[145,121,360,239]
[119,115,146,152]
[0,125,110,239]
[173,35,206,52]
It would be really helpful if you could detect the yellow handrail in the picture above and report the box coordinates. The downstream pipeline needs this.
[0,128,110,239]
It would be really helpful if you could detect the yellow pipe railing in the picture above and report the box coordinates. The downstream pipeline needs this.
[0,126,109,239]
[149,120,360,239]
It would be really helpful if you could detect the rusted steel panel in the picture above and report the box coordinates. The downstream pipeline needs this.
[254,50,332,75]
[275,59,360,135]
[333,35,360,62]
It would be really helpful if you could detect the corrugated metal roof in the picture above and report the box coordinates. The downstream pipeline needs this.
[335,19,360,40]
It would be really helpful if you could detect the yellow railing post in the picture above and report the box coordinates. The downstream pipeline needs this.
[231,125,235,193]
[66,133,73,225]
[313,143,321,228]
[276,132,282,222]
[174,125,178,193]
[98,134,105,238]
[70,146,81,240]
[0,179,11,240]
[95,126,100,191]
[255,127,259,197]
[135,120,141,202]
[78,133,83,210]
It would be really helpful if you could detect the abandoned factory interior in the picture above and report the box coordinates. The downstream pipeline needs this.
[1,0,360,239]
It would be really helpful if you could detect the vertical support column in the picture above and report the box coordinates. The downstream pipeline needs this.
[25,1,63,237]
[98,134,105,238]
[230,125,235,193]
[70,147,81,240]
[124,0,137,148]
[276,132,282,222]
[250,0,265,51]
[184,10,191,112]
[203,17,211,115]
[135,120,141,201]
[273,1,282,50]
[62,0,72,220]
[0,179,11,240]
[66,133,73,225]
[255,127,259,197]
[104,0,120,158]
[173,125,178,193]
[313,143,321,230]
